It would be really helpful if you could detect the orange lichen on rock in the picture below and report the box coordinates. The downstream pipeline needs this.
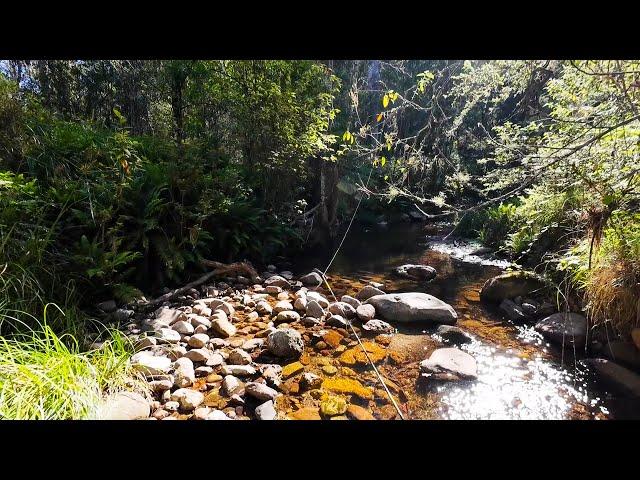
[346,404,376,420]
[282,361,305,378]
[322,376,374,400]
[323,330,343,348]
[288,407,322,420]
[338,341,387,366]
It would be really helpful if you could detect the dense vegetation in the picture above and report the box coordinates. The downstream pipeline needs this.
[0,59,638,418]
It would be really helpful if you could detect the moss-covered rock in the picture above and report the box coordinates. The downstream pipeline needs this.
[480,271,548,303]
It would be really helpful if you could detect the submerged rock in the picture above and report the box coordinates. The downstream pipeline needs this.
[601,341,640,371]
[499,299,527,321]
[366,292,457,324]
[435,325,471,344]
[320,394,348,417]
[480,271,548,303]
[394,264,437,281]
[420,348,478,380]
[585,358,640,397]
[534,312,587,348]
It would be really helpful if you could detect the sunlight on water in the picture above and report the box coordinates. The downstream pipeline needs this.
[433,334,606,420]
[426,238,513,268]
[298,222,615,419]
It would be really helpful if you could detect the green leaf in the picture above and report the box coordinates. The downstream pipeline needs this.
[380,156,387,167]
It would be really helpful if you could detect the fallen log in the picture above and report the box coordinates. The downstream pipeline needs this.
[143,260,259,309]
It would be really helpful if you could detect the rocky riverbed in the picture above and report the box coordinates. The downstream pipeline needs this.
[93,223,640,420]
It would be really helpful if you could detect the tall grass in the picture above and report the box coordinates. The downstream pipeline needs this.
[559,210,640,335]
[0,305,147,420]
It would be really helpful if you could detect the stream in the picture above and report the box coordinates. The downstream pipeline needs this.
[293,221,622,420]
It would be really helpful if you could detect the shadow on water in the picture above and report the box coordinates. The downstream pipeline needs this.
[296,222,631,419]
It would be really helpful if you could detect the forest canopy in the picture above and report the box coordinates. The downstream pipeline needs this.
[0,59,638,336]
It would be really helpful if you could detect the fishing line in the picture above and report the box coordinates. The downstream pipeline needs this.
[318,162,406,420]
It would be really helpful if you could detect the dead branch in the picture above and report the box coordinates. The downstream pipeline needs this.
[144,260,259,309]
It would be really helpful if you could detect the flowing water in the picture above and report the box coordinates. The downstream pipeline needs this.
[294,221,624,420]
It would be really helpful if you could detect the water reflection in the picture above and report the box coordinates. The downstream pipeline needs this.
[433,336,606,419]
[296,222,613,419]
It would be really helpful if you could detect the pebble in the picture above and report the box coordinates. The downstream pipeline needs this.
[356,304,376,321]
[245,382,279,401]
[221,365,257,377]
[156,328,181,343]
[300,372,322,390]
[188,333,209,348]
[274,300,294,313]
[326,314,348,328]
[241,338,264,351]
[341,295,361,309]
[172,320,195,335]
[306,292,329,308]
[228,348,253,365]
[294,297,308,311]
[266,328,304,358]
[195,366,214,376]
[254,400,277,420]
[173,357,196,388]
[184,348,212,362]
[171,388,205,411]
[211,314,237,338]
[131,352,172,376]
[276,310,301,324]
[223,375,243,395]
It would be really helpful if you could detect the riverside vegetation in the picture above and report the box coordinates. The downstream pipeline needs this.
[0,60,638,419]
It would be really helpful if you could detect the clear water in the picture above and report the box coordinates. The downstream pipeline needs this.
[295,222,623,420]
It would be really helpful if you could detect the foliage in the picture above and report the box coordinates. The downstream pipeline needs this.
[0,310,146,420]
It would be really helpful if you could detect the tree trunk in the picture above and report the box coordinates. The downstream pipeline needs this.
[309,158,339,246]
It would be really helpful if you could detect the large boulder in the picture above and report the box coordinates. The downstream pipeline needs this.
[394,264,437,281]
[534,312,587,348]
[480,271,548,303]
[366,292,457,324]
[420,348,477,380]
